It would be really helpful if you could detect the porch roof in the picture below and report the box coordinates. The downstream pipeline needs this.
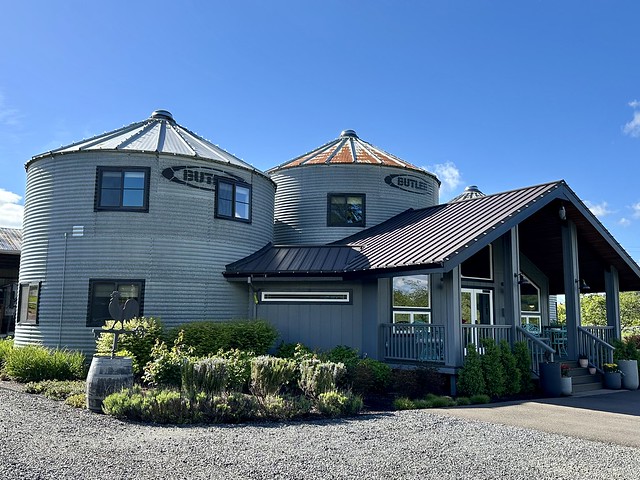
[225,180,640,291]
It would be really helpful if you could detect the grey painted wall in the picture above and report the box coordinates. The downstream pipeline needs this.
[270,164,439,245]
[16,151,275,354]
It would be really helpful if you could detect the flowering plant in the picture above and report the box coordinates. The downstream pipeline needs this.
[560,364,571,377]
[603,363,620,373]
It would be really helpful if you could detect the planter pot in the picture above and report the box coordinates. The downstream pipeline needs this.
[560,377,572,396]
[86,355,134,413]
[619,360,639,390]
[578,358,589,368]
[588,366,596,375]
[603,372,622,390]
[539,362,562,397]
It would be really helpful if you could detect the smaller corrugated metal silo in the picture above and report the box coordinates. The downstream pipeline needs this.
[269,130,440,245]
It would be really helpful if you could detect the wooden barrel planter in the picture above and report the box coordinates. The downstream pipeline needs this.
[86,356,134,413]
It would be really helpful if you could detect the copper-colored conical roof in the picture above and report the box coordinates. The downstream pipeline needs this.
[268,129,427,173]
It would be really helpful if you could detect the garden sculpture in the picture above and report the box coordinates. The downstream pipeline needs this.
[92,291,143,357]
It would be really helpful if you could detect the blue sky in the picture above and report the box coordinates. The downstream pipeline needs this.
[1,1,639,261]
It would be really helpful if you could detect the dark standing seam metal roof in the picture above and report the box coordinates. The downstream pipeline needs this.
[224,180,640,290]
[0,228,22,253]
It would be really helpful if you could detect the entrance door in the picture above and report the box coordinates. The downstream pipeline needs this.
[461,288,493,325]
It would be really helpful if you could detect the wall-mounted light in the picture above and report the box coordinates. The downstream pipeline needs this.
[515,273,529,285]
[579,279,590,292]
[559,205,567,221]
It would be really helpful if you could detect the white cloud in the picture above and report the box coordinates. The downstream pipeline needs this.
[623,111,640,138]
[619,217,631,227]
[0,188,23,228]
[428,161,462,194]
[629,100,640,109]
[584,200,612,218]
[632,202,640,219]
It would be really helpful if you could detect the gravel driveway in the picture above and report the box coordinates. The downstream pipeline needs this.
[1,388,638,479]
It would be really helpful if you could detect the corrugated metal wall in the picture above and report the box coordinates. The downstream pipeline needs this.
[271,164,439,245]
[15,152,275,354]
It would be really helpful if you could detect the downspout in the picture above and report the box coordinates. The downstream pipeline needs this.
[58,232,68,348]
[247,276,256,319]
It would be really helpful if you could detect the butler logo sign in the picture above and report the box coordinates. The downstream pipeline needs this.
[162,166,245,191]
[385,174,432,195]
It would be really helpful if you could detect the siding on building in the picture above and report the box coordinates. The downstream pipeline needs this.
[271,164,439,245]
[16,152,275,353]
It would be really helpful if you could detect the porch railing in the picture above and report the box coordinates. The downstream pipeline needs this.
[577,326,614,372]
[381,323,446,363]
[461,324,511,352]
[516,326,556,377]
[581,325,615,345]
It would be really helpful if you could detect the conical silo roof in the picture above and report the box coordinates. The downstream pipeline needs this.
[268,129,430,174]
[29,110,257,172]
[448,185,486,203]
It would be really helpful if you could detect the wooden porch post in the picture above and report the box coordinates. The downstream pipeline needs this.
[443,266,463,367]
[504,227,521,343]
[561,220,581,359]
[605,266,621,340]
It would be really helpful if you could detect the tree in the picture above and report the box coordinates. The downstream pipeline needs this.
[556,292,640,329]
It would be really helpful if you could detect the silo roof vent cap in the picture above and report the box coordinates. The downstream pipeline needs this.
[151,109,174,121]
[465,185,481,192]
[340,129,358,138]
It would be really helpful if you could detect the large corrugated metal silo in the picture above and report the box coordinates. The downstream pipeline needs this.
[269,130,440,245]
[16,110,275,354]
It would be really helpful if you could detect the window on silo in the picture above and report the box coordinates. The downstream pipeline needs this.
[96,167,150,211]
[17,282,40,325]
[215,178,252,222]
[327,194,365,227]
[87,279,144,327]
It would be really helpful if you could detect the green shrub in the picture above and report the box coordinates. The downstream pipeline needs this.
[95,317,165,375]
[469,394,491,405]
[298,359,345,398]
[351,358,392,394]
[212,349,254,392]
[276,342,313,360]
[102,386,145,420]
[4,346,86,382]
[391,364,447,398]
[103,386,192,424]
[500,340,521,396]
[412,398,431,409]
[250,356,297,398]
[65,393,86,409]
[427,395,456,408]
[513,341,534,393]
[393,397,415,410]
[25,380,85,400]
[167,320,277,357]
[213,392,259,423]
[457,344,486,397]
[261,394,313,420]
[612,338,640,362]
[0,337,13,369]
[184,357,227,399]
[317,391,363,417]
[322,345,360,371]
[480,338,505,398]
[143,331,193,388]
[455,397,471,406]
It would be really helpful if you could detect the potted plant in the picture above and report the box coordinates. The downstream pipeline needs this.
[603,363,622,389]
[560,364,572,395]
[588,364,597,375]
[578,354,589,368]
[613,339,639,390]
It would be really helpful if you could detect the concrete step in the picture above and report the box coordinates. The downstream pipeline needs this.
[573,381,604,393]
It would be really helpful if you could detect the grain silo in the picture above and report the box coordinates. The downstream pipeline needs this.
[15,110,275,353]
[269,130,440,245]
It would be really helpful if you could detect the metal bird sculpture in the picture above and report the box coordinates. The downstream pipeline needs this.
[93,291,142,357]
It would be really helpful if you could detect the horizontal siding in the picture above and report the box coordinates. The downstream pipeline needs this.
[15,152,274,354]
[271,164,438,245]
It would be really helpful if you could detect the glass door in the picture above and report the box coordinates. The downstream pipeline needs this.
[461,288,494,325]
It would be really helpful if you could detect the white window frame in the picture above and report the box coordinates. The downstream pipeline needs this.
[461,244,493,281]
[260,291,350,303]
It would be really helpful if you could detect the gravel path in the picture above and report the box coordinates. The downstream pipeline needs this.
[1,388,639,479]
